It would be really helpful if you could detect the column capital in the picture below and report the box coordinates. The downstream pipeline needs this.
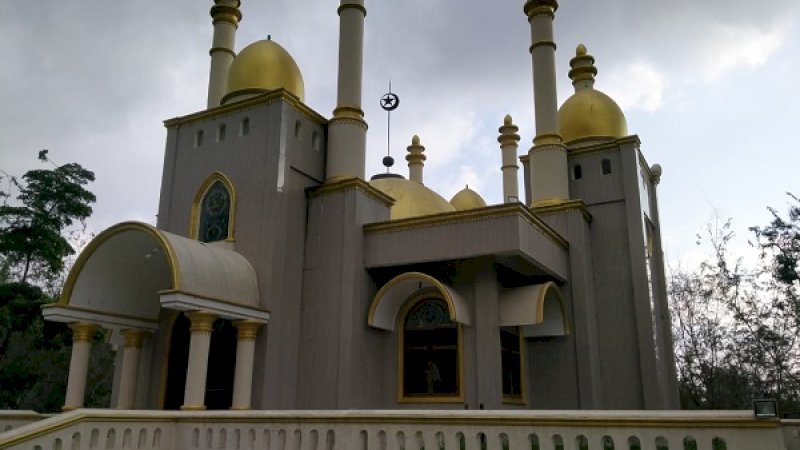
[338,1,367,17]
[185,311,218,333]
[69,322,98,342]
[233,320,263,341]
[122,329,149,348]
[524,0,558,18]
[210,2,242,27]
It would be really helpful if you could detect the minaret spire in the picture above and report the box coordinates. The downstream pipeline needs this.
[498,115,521,203]
[406,135,426,183]
[207,0,242,108]
[524,0,569,206]
[326,0,368,182]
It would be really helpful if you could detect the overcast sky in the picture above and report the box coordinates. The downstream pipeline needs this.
[1,1,798,266]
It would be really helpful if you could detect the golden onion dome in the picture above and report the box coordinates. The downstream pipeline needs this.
[222,39,305,104]
[558,44,627,144]
[450,185,487,211]
[370,177,456,220]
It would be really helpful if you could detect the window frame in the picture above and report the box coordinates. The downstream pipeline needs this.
[396,288,465,404]
[501,326,527,405]
[189,172,237,242]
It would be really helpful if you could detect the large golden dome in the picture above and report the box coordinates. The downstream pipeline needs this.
[558,89,628,144]
[370,177,456,220]
[558,44,627,144]
[450,185,487,211]
[223,39,305,104]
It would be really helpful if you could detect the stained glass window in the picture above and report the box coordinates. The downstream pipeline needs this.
[198,181,230,242]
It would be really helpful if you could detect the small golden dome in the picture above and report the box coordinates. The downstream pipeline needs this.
[223,39,305,104]
[450,185,487,211]
[370,177,456,220]
[558,89,628,144]
[558,44,627,144]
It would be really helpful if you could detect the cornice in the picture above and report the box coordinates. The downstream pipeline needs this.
[164,89,328,128]
[308,177,395,208]
[364,203,568,250]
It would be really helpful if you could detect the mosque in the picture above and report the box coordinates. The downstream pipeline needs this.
[41,0,680,412]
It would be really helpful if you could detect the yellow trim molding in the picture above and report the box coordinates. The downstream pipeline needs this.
[59,221,181,306]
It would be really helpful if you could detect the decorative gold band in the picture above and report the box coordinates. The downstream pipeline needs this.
[210,4,242,24]
[530,40,557,52]
[180,404,207,411]
[186,311,218,333]
[122,329,148,348]
[533,134,564,146]
[69,322,98,343]
[209,47,236,57]
[332,105,365,120]
[337,3,367,17]
[233,320,263,341]
[524,0,558,18]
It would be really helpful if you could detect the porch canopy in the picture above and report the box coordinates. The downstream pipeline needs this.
[43,221,268,330]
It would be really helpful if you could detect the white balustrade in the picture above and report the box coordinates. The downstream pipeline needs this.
[0,409,794,450]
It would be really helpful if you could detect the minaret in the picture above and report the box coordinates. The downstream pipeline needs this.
[406,135,426,183]
[498,115,521,203]
[524,0,569,206]
[326,0,368,182]
[207,0,242,108]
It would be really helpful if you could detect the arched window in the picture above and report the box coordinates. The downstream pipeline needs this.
[400,296,461,400]
[191,173,236,242]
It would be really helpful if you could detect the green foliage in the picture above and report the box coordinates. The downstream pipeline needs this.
[0,160,95,285]
[0,156,112,413]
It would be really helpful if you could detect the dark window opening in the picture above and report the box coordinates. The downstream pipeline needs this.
[403,297,459,397]
[240,117,250,136]
[573,164,583,180]
[602,158,612,175]
[501,327,523,400]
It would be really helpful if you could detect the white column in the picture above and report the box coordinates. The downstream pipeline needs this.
[181,311,217,410]
[207,0,241,108]
[406,135,426,183]
[524,0,569,206]
[63,322,97,411]
[498,115,521,203]
[116,329,148,409]
[326,0,368,182]
[231,320,263,410]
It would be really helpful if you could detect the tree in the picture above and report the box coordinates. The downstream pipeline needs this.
[0,155,111,413]
[0,155,96,285]
[670,195,800,412]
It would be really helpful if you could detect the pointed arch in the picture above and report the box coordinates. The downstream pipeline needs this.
[190,171,237,242]
[368,272,471,331]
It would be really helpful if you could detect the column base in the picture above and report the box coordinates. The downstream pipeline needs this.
[180,405,207,411]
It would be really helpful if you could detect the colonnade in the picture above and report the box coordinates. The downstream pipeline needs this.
[62,311,263,411]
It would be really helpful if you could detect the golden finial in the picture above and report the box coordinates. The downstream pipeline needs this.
[412,135,420,146]
[504,114,513,126]
[569,43,597,90]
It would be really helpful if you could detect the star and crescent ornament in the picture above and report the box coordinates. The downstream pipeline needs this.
[380,92,399,111]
